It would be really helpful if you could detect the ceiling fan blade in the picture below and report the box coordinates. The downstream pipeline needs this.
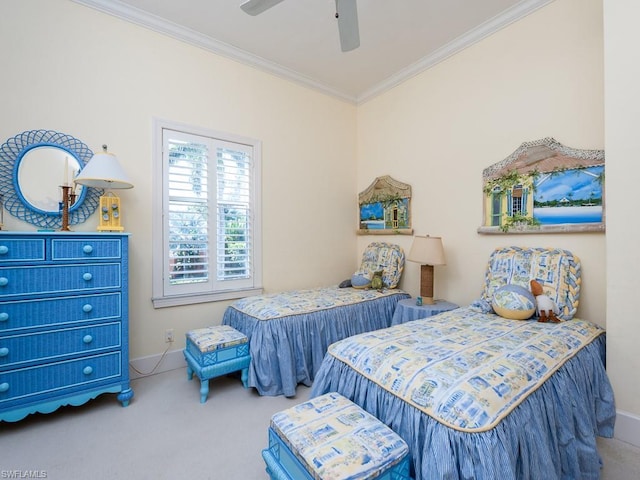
[336,0,360,52]
[240,0,286,16]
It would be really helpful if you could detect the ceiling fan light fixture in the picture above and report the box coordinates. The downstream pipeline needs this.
[240,0,361,52]
[240,0,286,16]
[336,0,360,52]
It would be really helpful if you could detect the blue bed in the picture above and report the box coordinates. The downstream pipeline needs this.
[311,247,616,480]
[223,243,410,397]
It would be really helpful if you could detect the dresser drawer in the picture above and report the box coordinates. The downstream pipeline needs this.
[0,239,45,262]
[0,264,121,298]
[0,352,122,404]
[0,322,121,369]
[51,238,122,261]
[0,293,121,333]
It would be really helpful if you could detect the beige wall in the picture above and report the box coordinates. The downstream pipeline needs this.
[604,0,640,445]
[358,0,605,324]
[0,0,358,360]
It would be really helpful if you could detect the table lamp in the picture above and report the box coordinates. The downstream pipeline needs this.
[74,145,134,231]
[407,235,446,305]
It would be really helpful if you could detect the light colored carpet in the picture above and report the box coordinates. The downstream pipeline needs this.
[1,367,638,480]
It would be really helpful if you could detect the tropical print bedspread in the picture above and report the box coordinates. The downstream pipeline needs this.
[327,307,604,432]
[230,286,406,321]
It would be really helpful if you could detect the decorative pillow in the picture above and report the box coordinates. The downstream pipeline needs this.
[491,284,536,320]
[357,242,405,289]
[351,272,371,289]
[480,247,581,321]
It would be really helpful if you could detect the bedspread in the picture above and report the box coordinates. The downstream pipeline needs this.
[326,308,604,432]
[312,308,616,479]
[223,286,409,396]
[230,286,405,320]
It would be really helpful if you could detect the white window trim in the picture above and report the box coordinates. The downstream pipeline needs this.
[151,118,263,308]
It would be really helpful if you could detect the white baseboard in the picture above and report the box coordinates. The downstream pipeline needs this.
[129,348,186,380]
[614,410,640,448]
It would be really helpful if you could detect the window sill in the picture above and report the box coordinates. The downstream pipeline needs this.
[152,287,263,308]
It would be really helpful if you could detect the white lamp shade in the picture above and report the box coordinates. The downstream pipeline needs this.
[75,150,134,189]
[407,235,446,266]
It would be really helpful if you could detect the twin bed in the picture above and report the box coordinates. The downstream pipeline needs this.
[223,242,410,396]
[311,246,616,479]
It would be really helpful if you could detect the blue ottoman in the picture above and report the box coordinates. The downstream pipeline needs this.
[184,325,250,403]
[262,392,412,480]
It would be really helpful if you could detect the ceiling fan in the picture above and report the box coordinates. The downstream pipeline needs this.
[240,0,360,52]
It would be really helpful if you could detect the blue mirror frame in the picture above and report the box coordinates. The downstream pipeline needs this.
[0,130,102,229]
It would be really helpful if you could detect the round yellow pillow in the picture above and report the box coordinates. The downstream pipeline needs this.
[492,284,536,320]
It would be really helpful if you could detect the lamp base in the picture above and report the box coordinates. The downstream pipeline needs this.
[419,264,435,304]
[97,193,124,232]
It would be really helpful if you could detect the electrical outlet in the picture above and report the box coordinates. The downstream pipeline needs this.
[165,328,174,343]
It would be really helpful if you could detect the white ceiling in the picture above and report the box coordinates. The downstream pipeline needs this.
[73,0,553,104]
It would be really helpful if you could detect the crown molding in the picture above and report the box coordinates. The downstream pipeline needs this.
[71,0,358,103]
[71,0,553,105]
[356,0,554,104]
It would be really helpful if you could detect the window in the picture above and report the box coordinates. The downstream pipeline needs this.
[152,119,262,308]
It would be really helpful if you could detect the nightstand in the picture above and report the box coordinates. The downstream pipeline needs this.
[391,298,459,326]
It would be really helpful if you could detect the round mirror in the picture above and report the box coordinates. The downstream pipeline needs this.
[17,146,85,213]
[0,130,102,229]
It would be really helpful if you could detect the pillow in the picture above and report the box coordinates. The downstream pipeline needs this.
[358,242,405,289]
[351,272,372,289]
[481,247,581,320]
[491,284,536,320]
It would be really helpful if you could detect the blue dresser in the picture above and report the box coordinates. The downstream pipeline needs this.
[0,232,133,422]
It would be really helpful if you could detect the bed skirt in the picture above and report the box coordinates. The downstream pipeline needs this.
[223,291,409,396]
[311,336,616,480]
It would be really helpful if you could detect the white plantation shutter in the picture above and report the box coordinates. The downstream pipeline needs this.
[216,143,252,283]
[165,132,210,292]
[153,121,262,307]
[213,140,255,290]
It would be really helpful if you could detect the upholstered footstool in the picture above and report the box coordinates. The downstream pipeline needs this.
[262,392,412,480]
[184,325,250,403]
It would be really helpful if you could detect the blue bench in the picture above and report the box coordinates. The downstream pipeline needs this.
[263,392,412,479]
[184,325,250,403]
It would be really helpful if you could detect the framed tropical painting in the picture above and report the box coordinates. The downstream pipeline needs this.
[358,175,413,235]
[478,138,605,234]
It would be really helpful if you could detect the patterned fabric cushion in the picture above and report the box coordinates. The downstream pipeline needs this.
[481,247,581,320]
[270,392,408,480]
[186,325,248,353]
[355,242,405,289]
[492,284,536,320]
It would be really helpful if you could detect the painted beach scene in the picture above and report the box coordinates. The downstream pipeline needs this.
[533,165,603,224]
[358,175,413,234]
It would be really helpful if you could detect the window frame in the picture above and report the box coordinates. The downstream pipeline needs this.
[151,118,262,308]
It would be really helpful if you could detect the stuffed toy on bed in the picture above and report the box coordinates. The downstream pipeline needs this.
[530,280,561,323]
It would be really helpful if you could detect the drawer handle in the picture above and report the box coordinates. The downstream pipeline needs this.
[0,277,8,287]
[83,366,93,375]
[0,382,9,393]
[83,335,93,344]
[82,273,93,281]
[83,245,94,254]
[0,246,8,255]
[0,312,8,322]
[0,347,8,357]
[82,304,93,313]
